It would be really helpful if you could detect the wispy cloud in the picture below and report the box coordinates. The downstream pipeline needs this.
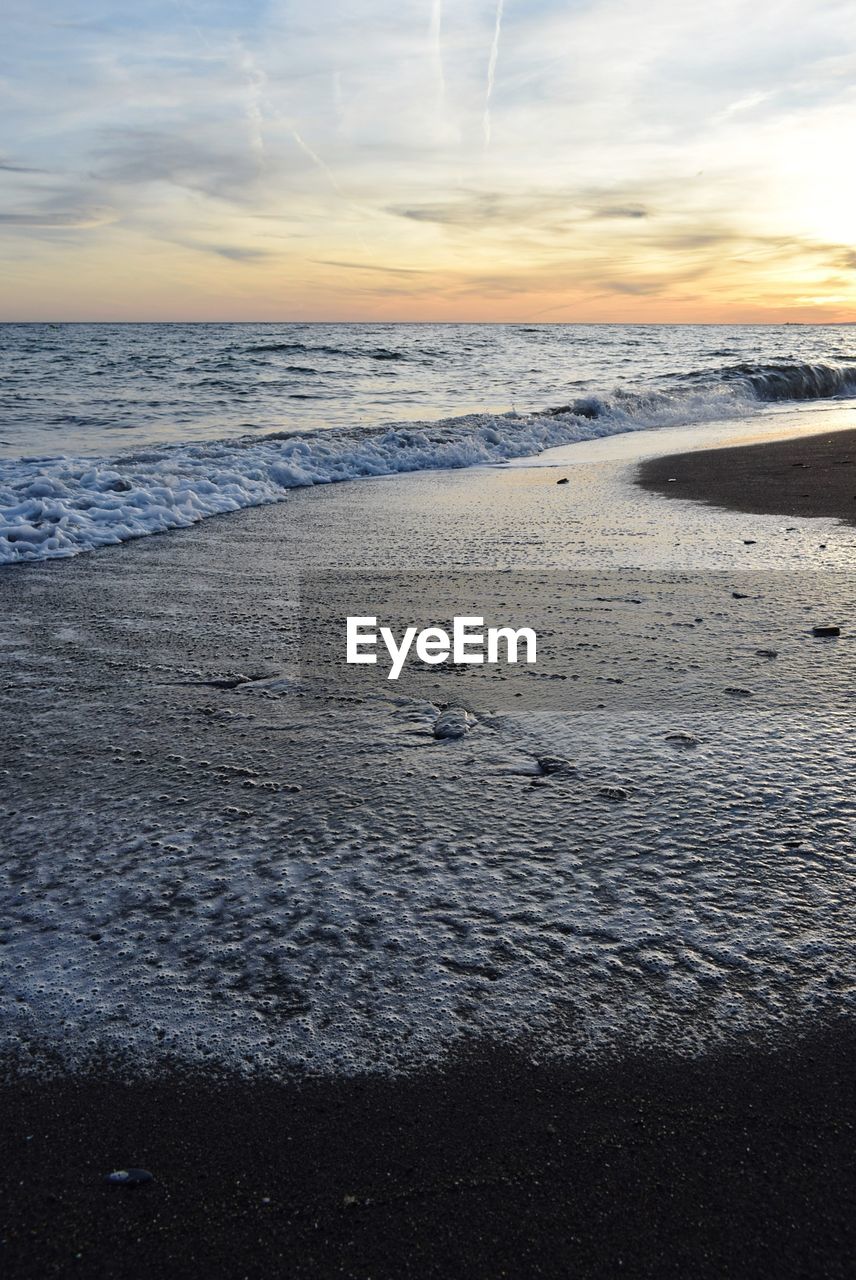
[716,90,774,120]
[429,0,445,113]
[1,0,854,320]
[95,129,265,203]
[237,45,267,163]
[483,0,504,147]
[388,189,648,228]
[592,205,649,220]
[0,159,46,174]
[312,258,427,275]
[207,243,271,261]
[289,128,342,195]
[0,206,115,229]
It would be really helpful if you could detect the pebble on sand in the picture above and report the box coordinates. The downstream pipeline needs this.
[537,755,577,776]
[434,706,477,739]
[104,1169,154,1187]
[598,784,630,801]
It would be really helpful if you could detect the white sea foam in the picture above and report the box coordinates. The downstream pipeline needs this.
[3,688,854,1077]
[1,359,855,565]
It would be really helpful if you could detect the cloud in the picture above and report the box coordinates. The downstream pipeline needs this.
[591,205,649,219]
[716,90,774,120]
[429,0,445,112]
[289,128,342,195]
[595,278,668,296]
[0,206,115,229]
[483,0,504,146]
[95,129,264,203]
[237,44,267,162]
[388,191,575,227]
[387,189,657,230]
[207,244,271,261]
[0,159,46,174]
[312,258,427,275]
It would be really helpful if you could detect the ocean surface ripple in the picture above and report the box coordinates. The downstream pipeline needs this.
[1,323,854,564]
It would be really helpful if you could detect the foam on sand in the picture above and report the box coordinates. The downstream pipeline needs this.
[2,543,855,1077]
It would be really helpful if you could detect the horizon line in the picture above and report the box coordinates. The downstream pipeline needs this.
[1,319,854,327]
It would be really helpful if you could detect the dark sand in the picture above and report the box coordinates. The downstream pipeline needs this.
[636,426,856,524]
[2,1026,854,1279]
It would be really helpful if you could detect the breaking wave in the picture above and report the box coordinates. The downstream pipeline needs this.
[696,360,856,402]
[2,359,855,565]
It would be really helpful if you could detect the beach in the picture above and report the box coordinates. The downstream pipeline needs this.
[2,1026,854,1279]
[2,396,856,1275]
[3,0,856,1264]
[638,426,856,525]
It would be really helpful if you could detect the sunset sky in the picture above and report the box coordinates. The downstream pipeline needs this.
[1,0,855,322]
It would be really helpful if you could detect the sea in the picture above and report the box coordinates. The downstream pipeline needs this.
[1,322,855,564]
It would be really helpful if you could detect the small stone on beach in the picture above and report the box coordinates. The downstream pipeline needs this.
[598,784,629,801]
[536,755,576,776]
[104,1168,153,1188]
[434,706,476,739]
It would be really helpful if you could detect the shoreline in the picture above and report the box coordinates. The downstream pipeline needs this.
[3,419,856,1276]
[2,1023,854,1279]
[635,426,856,525]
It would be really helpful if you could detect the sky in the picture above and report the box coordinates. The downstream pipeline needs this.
[1,0,855,322]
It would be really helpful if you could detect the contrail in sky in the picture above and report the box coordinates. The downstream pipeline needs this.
[291,128,342,195]
[239,49,266,161]
[430,0,445,111]
[483,0,504,146]
[288,124,372,254]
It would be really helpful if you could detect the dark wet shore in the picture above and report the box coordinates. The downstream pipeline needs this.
[636,426,856,524]
[2,1024,854,1279]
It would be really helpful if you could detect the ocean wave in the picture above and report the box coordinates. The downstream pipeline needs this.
[246,341,406,361]
[246,342,325,354]
[731,360,854,399]
[541,360,856,426]
[2,358,854,565]
[705,360,856,402]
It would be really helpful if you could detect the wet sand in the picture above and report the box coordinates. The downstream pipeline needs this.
[2,1025,855,1279]
[636,426,856,525]
[3,419,856,1277]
